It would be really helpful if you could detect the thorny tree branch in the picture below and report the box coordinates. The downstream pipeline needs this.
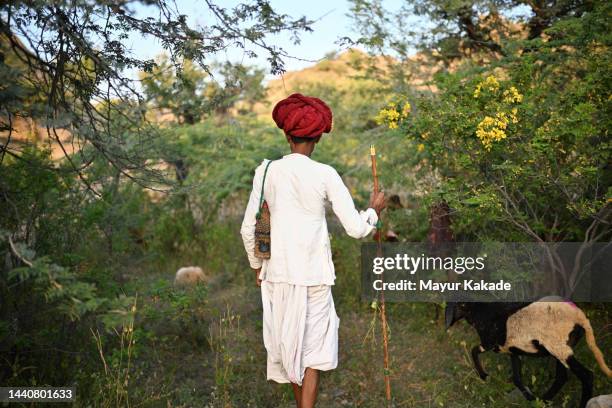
[0,1,313,191]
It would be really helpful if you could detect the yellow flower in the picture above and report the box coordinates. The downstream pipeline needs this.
[510,108,519,123]
[375,100,406,130]
[417,143,425,152]
[374,108,390,126]
[476,115,507,151]
[474,75,500,98]
[401,102,411,118]
[495,112,509,129]
[503,86,523,103]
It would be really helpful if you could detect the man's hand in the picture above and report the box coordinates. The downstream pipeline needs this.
[254,268,262,287]
[369,191,386,213]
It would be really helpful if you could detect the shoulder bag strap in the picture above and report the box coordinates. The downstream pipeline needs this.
[256,160,273,220]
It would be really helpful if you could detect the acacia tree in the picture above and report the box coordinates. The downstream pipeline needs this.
[216,61,267,115]
[141,56,267,122]
[140,56,210,126]
[351,0,596,59]
[0,0,312,192]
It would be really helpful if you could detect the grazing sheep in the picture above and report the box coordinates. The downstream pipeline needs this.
[445,301,611,408]
[174,266,206,287]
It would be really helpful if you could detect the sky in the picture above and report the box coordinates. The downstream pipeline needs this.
[126,0,404,77]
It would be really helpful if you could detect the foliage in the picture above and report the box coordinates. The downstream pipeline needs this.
[349,0,596,62]
[141,56,213,125]
[357,0,612,299]
[216,61,267,115]
[0,1,314,396]
[0,0,312,188]
[0,148,139,387]
[141,56,267,124]
[365,0,611,243]
[0,0,610,405]
[90,297,137,408]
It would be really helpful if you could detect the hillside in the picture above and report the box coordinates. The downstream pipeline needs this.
[0,48,441,160]
[253,48,441,121]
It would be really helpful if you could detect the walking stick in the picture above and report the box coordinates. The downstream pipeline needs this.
[370,145,392,403]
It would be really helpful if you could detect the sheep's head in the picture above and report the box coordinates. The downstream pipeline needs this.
[445,302,469,330]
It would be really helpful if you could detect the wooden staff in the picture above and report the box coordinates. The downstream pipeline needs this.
[370,145,392,402]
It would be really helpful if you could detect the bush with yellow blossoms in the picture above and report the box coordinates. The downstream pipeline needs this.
[355,1,611,260]
[473,75,500,98]
[472,75,523,151]
[375,98,411,130]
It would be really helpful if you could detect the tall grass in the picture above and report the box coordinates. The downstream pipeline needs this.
[91,296,137,408]
[207,306,241,407]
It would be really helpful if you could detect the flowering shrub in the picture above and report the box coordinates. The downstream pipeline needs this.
[473,75,499,98]
[375,98,411,129]
[475,116,506,150]
[472,76,523,150]
[373,2,611,244]
[475,108,519,150]
[503,87,523,104]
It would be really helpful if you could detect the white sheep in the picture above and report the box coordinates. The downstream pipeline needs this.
[174,266,206,287]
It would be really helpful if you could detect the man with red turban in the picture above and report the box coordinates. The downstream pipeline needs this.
[241,93,385,408]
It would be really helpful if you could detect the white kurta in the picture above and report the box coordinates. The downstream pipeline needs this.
[240,153,377,285]
[240,153,377,384]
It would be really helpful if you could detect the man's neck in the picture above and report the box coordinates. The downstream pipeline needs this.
[290,146,314,157]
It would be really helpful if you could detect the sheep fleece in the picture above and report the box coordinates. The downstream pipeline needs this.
[500,302,587,365]
[174,266,205,286]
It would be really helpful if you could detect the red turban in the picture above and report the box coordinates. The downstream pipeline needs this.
[272,93,332,138]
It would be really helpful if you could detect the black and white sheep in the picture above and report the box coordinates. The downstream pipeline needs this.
[445,300,611,408]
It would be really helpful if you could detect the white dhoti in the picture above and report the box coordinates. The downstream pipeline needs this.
[261,281,339,385]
